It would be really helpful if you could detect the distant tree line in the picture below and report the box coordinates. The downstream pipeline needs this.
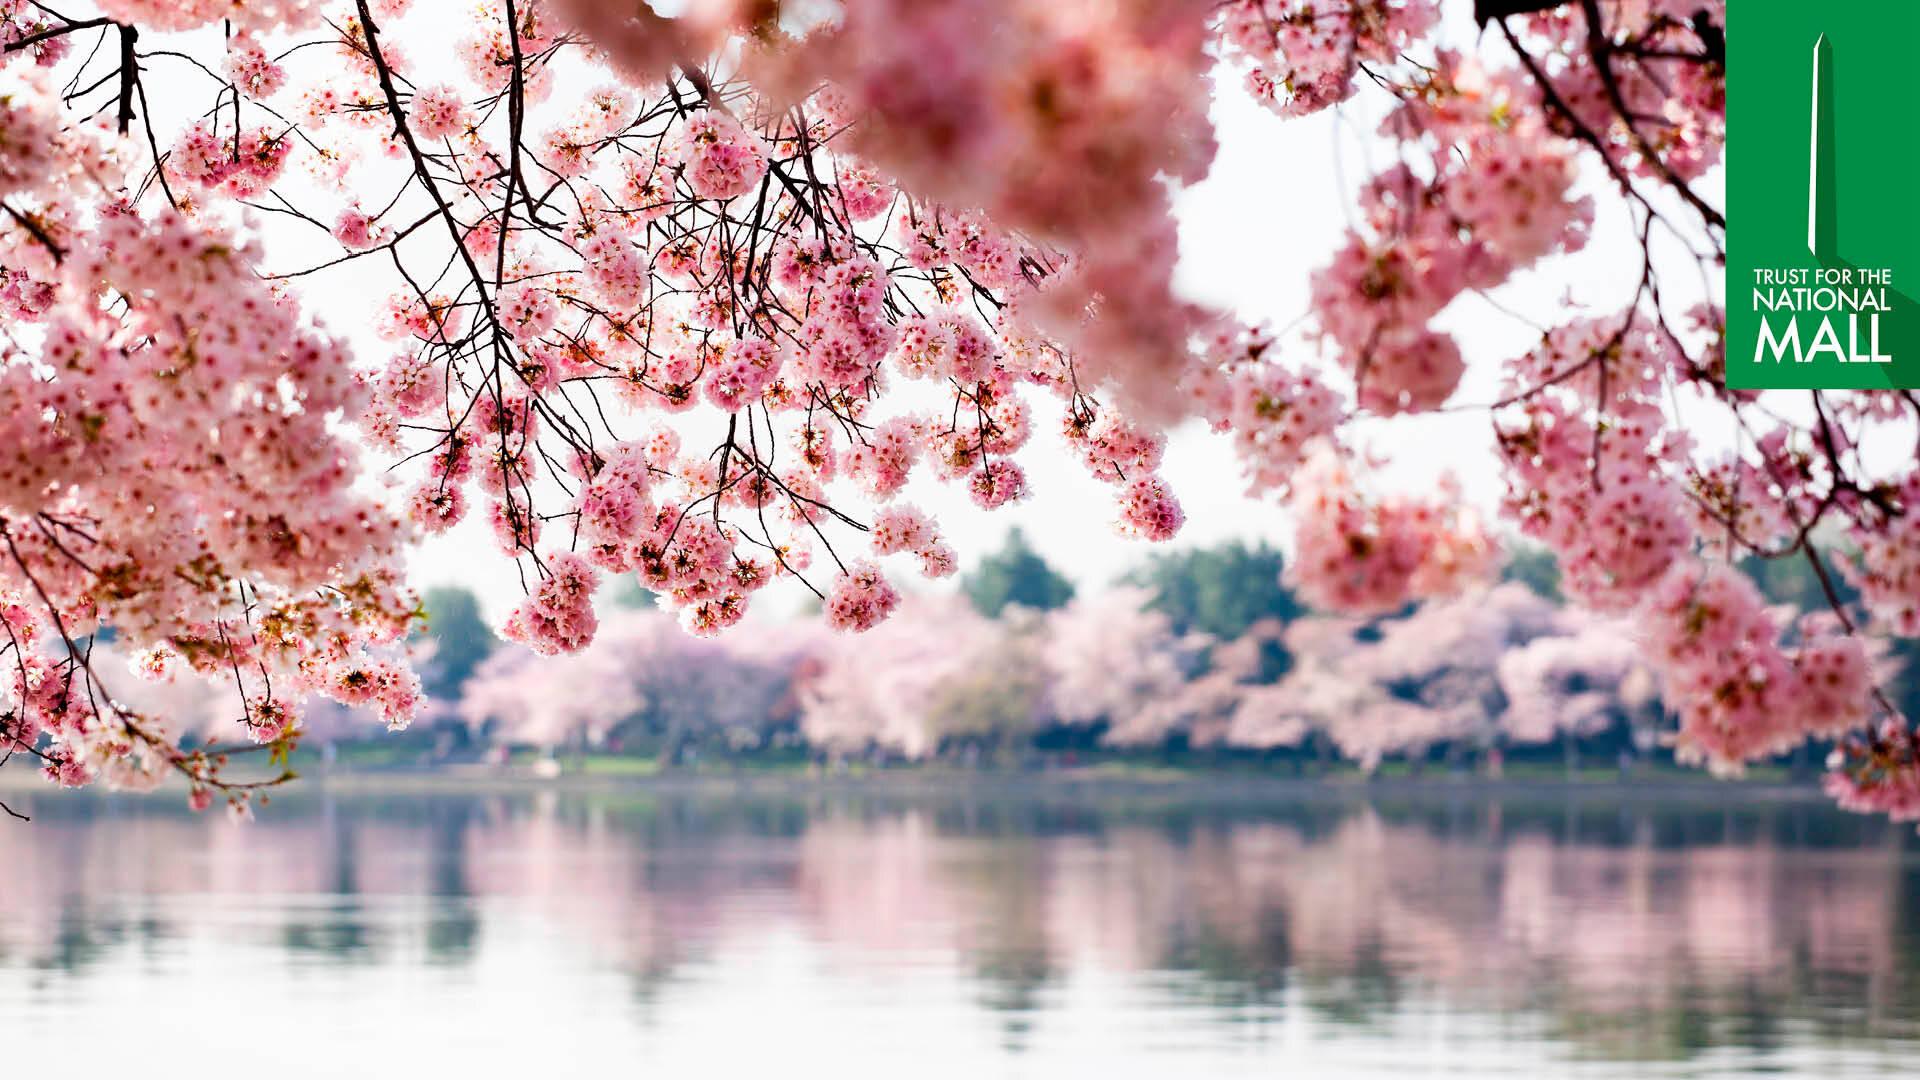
[378,530,1915,777]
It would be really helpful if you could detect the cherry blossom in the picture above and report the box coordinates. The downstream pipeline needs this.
[4,0,1909,823]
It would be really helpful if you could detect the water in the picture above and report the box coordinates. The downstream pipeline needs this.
[3,782,1918,1078]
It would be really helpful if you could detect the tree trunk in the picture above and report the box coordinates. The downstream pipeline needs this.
[657,711,688,772]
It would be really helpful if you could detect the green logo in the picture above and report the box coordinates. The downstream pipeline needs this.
[1728,6,1919,389]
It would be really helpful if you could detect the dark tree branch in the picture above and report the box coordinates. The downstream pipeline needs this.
[1691,10,1726,69]
[2,202,65,262]
[116,23,138,134]
[1576,0,1725,230]
[0,15,106,53]
[1474,0,1564,23]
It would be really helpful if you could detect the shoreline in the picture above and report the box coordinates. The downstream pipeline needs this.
[0,765,1834,805]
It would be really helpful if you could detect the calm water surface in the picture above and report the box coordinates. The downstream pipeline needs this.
[3,784,1918,1078]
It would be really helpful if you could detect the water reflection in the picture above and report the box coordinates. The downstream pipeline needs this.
[2,786,1917,1077]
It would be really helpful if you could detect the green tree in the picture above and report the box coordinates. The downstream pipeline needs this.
[962,528,1075,616]
[1126,541,1300,682]
[1127,541,1300,640]
[417,586,496,700]
[608,577,659,609]
[1889,638,1920,729]
[1739,547,1858,613]
[1501,542,1562,602]
[928,614,1051,763]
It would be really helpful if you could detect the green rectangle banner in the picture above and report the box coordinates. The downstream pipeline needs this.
[1726,3,1920,389]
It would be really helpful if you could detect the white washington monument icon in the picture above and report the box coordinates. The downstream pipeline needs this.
[1807,33,1833,257]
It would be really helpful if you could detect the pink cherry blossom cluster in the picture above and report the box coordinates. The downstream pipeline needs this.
[1063,406,1165,486]
[731,0,1222,421]
[410,83,470,140]
[167,122,293,198]
[222,33,286,98]
[376,290,467,344]
[1642,561,1873,775]
[842,416,919,501]
[502,552,601,655]
[1495,314,1692,610]
[1515,1,1727,183]
[453,0,556,96]
[666,108,770,202]
[869,504,956,580]
[825,560,901,633]
[333,207,382,248]
[1680,453,1803,562]
[1288,452,1498,615]
[1115,475,1185,543]
[784,255,895,392]
[1844,473,1920,636]
[1186,323,1345,497]
[4,634,150,791]
[703,337,781,411]
[536,433,777,638]
[1214,0,1441,118]
[1488,305,1915,785]
[1825,720,1920,824]
[1309,57,1590,416]
[2,66,420,806]
[94,0,330,34]
[316,654,421,731]
[2,1,77,66]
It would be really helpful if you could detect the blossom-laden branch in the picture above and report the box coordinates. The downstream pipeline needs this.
[0,0,1914,821]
